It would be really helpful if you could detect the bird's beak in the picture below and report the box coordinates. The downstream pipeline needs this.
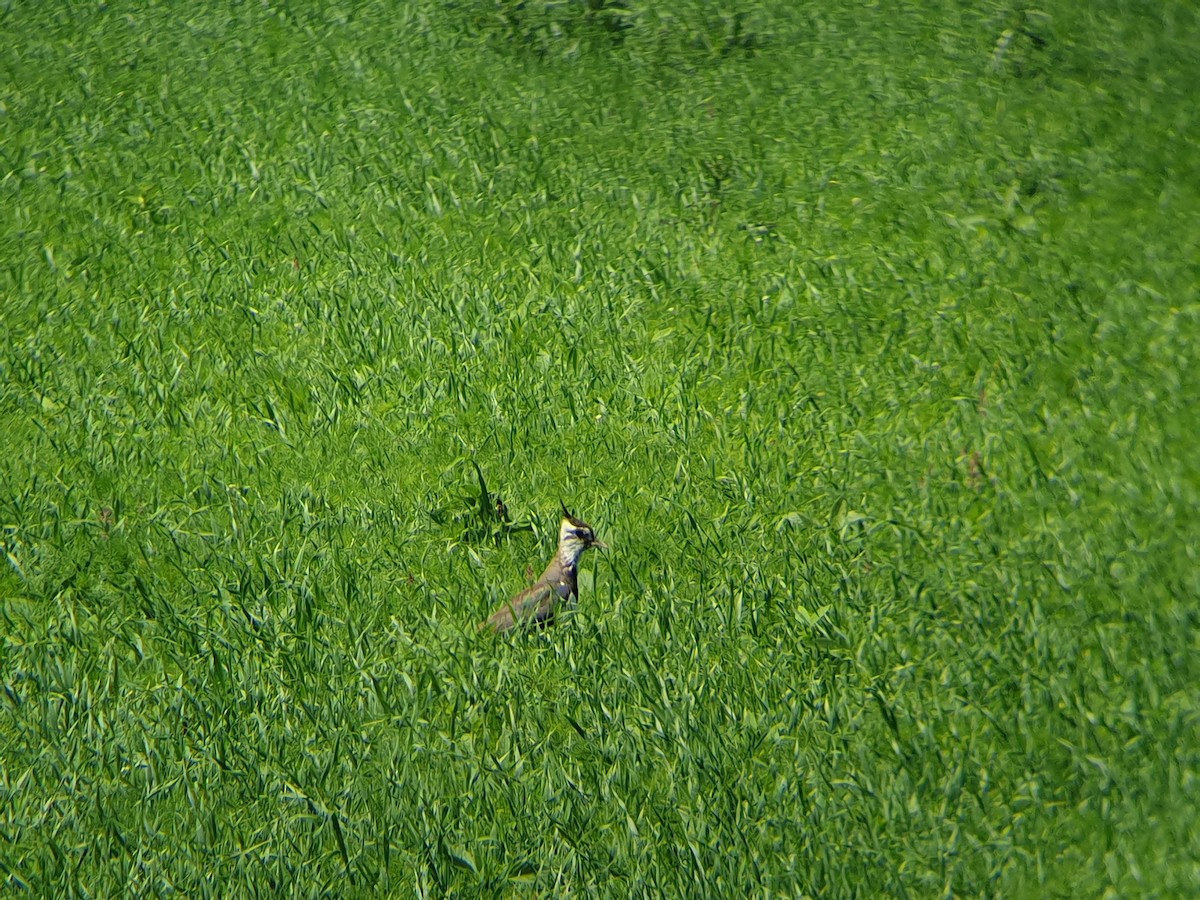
[591,538,609,550]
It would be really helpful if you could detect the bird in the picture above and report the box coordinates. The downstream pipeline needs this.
[480,504,607,633]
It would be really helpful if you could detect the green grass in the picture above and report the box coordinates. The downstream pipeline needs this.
[2,0,1198,894]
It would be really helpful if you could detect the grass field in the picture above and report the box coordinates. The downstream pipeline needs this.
[2,0,1198,895]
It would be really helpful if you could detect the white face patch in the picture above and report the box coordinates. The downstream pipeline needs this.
[557,517,596,566]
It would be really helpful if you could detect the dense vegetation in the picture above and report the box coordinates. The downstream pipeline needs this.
[2,1,1197,894]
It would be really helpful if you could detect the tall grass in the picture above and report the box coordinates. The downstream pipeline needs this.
[2,0,1197,894]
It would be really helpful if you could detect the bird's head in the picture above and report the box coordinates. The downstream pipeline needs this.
[557,503,608,564]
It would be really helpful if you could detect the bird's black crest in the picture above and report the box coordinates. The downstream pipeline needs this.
[559,499,588,529]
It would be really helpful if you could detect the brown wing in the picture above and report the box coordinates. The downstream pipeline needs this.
[480,581,558,633]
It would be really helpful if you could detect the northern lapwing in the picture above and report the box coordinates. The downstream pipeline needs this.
[480,504,607,633]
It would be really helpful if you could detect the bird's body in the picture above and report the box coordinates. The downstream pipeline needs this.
[481,508,606,633]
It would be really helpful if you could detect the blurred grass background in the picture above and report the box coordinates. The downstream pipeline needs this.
[1,0,1197,894]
